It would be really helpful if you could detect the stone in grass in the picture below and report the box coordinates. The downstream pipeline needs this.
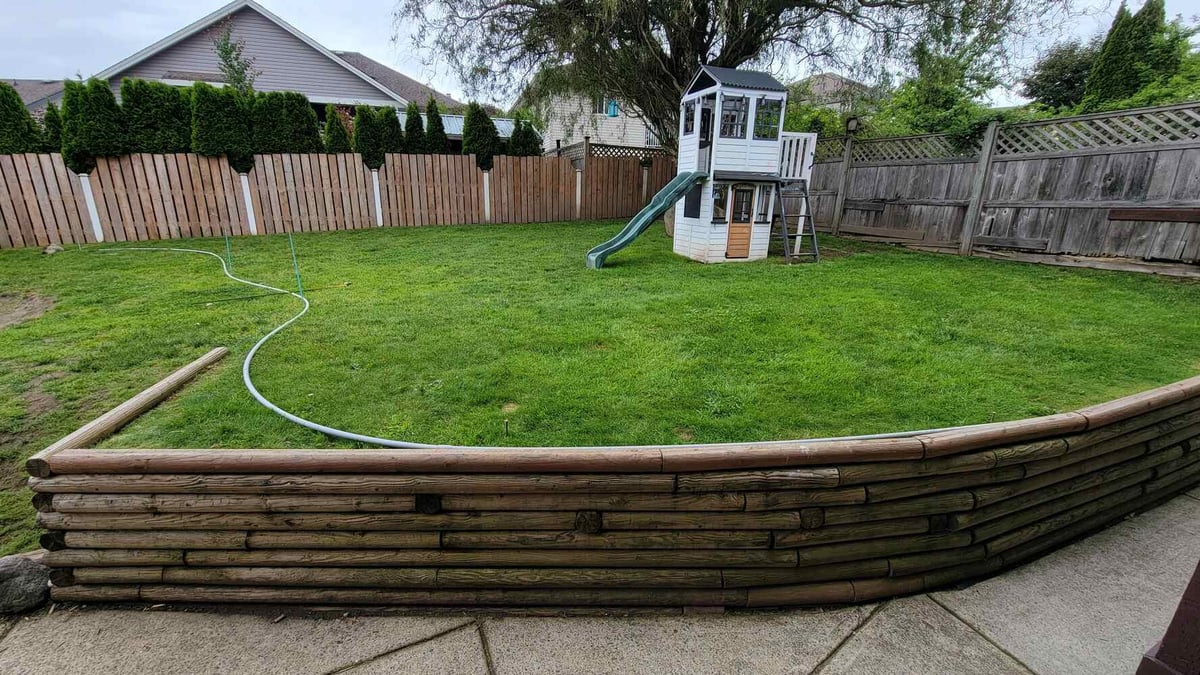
[0,555,50,613]
[42,244,63,255]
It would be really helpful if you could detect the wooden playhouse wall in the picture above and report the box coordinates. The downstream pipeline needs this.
[27,373,1200,608]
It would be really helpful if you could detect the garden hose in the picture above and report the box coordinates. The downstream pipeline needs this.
[101,246,978,450]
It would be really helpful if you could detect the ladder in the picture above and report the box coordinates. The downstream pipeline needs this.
[773,178,819,263]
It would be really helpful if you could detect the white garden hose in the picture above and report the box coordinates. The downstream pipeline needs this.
[101,246,977,449]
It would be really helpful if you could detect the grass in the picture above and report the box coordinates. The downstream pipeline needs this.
[2,220,1199,553]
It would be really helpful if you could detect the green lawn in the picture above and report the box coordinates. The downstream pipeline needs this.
[2,220,1200,553]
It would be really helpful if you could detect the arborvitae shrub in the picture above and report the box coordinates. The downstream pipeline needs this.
[0,81,43,153]
[41,102,63,153]
[462,102,499,170]
[61,79,127,173]
[403,101,425,153]
[352,105,384,169]
[424,98,448,153]
[253,91,322,153]
[378,107,404,154]
[323,104,352,153]
[508,118,542,156]
[121,79,191,153]
[191,82,253,172]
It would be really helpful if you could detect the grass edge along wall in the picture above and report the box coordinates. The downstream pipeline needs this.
[29,352,1200,608]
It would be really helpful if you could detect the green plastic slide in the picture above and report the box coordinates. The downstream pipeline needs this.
[586,171,707,269]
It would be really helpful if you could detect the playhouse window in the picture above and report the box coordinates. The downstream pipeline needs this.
[754,99,782,140]
[756,185,771,221]
[719,97,747,138]
[683,101,696,135]
[732,188,754,222]
[712,184,728,220]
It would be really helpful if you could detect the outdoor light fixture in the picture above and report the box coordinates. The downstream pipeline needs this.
[845,116,861,134]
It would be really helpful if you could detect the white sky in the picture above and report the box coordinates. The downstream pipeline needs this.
[1,0,1198,108]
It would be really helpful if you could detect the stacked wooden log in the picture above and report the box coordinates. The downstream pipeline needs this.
[29,374,1200,607]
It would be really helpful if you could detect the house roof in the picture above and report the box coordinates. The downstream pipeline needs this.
[333,52,461,109]
[8,79,64,107]
[396,111,527,140]
[695,66,787,93]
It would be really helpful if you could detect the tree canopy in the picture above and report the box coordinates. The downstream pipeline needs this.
[1021,38,1102,110]
[403,101,426,153]
[424,99,448,153]
[323,105,353,153]
[462,102,499,170]
[0,81,44,154]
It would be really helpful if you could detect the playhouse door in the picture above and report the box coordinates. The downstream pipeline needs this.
[726,185,754,258]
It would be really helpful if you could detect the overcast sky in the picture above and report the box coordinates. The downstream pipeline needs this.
[2,0,1198,107]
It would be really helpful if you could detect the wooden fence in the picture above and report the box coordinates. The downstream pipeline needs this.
[0,153,678,249]
[807,102,1200,268]
[27,359,1200,607]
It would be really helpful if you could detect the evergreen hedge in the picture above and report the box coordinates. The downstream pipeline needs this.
[1082,0,1167,109]
[61,79,127,173]
[121,79,191,153]
[352,105,384,169]
[323,104,352,153]
[508,118,541,156]
[462,102,499,170]
[253,91,322,153]
[379,107,404,154]
[0,81,43,154]
[191,82,253,172]
[424,99,448,153]
[41,102,63,153]
[403,101,425,153]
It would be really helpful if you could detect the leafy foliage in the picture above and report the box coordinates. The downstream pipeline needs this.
[41,102,63,153]
[190,82,253,172]
[352,105,385,169]
[209,18,259,96]
[61,79,127,173]
[403,101,425,153]
[252,91,322,153]
[1021,38,1102,109]
[424,99,448,153]
[783,103,844,137]
[379,107,404,153]
[121,79,191,153]
[0,81,44,154]
[323,104,353,153]
[462,102,499,170]
[508,117,542,156]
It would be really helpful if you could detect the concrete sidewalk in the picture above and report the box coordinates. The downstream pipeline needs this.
[2,490,1197,675]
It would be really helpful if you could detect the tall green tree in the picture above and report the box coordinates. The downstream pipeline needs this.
[191,81,253,172]
[121,79,192,153]
[396,0,1075,151]
[1021,38,1102,109]
[41,102,63,153]
[1082,1,1164,108]
[252,91,322,153]
[403,101,425,153]
[378,107,404,153]
[323,104,352,153]
[352,105,385,169]
[61,79,127,173]
[507,117,542,156]
[462,102,499,170]
[424,98,448,153]
[0,81,44,153]
[209,18,260,97]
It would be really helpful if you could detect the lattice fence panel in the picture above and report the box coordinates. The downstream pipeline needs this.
[852,134,978,163]
[996,103,1200,156]
[588,143,672,160]
[813,137,847,163]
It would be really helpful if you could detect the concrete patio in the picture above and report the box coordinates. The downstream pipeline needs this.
[1,490,1197,675]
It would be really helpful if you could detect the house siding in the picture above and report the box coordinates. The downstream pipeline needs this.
[112,7,394,104]
[540,94,656,152]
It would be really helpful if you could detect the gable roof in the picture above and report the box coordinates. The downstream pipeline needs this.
[7,79,63,107]
[691,66,787,93]
[91,0,406,105]
[333,52,461,109]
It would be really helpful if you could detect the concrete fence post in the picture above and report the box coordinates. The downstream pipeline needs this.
[641,163,650,204]
[958,121,1001,256]
[239,173,258,235]
[371,169,383,227]
[575,168,583,220]
[77,173,103,243]
[482,170,492,222]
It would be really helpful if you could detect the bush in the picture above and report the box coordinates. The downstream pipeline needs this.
[191,81,253,172]
[462,102,499,170]
[352,105,384,169]
[424,99,447,153]
[323,104,352,153]
[783,103,843,137]
[508,117,542,156]
[121,79,191,153]
[378,107,404,153]
[403,101,425,153]
[61,79,127,173]
[41,102,62,153]
[253,91,322,153]
[0,81,43,153]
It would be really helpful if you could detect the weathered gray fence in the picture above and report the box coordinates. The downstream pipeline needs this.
[807,102,1200,270]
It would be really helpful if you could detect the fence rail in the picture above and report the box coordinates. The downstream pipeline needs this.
[0,153,678,249]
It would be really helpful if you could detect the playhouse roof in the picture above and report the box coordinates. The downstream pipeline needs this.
[694,65,787,93]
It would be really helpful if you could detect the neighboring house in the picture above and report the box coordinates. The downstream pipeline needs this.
[536,94,661,154]
[396,111,527,154]
[9,79,64,118]
[789,72,871,112]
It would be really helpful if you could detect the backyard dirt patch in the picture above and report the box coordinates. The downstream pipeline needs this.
[0,294,53,330]
[24,373,64,419]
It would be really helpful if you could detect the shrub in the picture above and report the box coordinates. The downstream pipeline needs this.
[61,79,127,173]
[378,107,404,154]
[352,105,384,169]
[0,81,43,153]
[508,117,542,156]
[41,102,63,153]
[403,101,425,153]
[121,79,191,153]
[323,104,352,153]
[462,102,499,170]
[424,98,448,153]
[253,91,321,153]
[191,81,253,172]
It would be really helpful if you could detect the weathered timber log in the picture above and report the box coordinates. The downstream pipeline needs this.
[37,511,580,532]
[821,492,976,526]
[851,575,926,601]
[1146,424,1200,452]
[436,568,724,589]
[245,532,442,549]
[972,444,1153,506]
[25,347,229,478]
[602,511,801,530]
[743,487,866,511]
[573,511,603,534]
[38,532,65,551]
[1076,375,1200,429]
[1063,400,1200,453]
[45,493,418,513]
[442,493,746,512]
[793,533,973,567]
[720,559,890,588]
[971,475,1151,542]
[659,437,924,471]
[43,549,183,567]
[865,466,1025,502]
[50,585,140,602]
[916,412,1087,458]
[1144,455,1200,494]
[182,549,799,568]
[887,544,989,577]
[61,531,249,550]
[441,530,771,550]
[990,439,1069,467]
[28,473,676,494]
[983,486,1145,556]
[772,517,931,548]
[675,469,839,492]
[48,569,75,586]
[839,451,999,485]
[73,567,165,584]
[922,558,1005,588]
[745,581,855,607]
